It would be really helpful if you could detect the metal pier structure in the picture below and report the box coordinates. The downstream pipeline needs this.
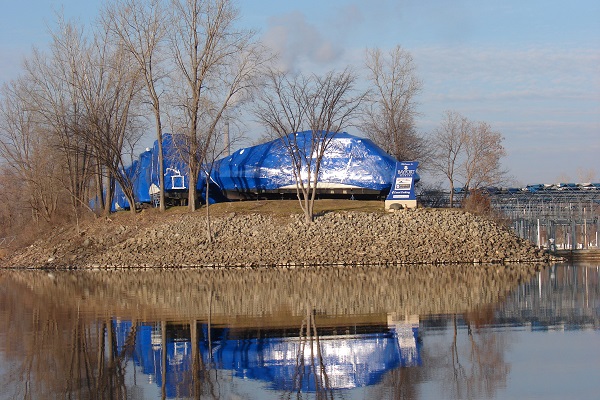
[489,185,600,251]
[419,183,600,251]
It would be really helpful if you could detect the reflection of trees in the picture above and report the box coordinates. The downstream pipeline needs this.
[0,274,232,399]
[96,320,135,398]
[373,367,426,400]
[287,308,333,400]
[186,287,219,399]
[454,315,509,399]
[421,312,510,400]
[190,319,212,398]
[0,279,139,399]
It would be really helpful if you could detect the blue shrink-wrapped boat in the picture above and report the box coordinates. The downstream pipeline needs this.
[112,133,226,210]
[111,131,400,210]
[211,131,398,200]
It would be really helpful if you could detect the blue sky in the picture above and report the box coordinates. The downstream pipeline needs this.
[1,0,598,185]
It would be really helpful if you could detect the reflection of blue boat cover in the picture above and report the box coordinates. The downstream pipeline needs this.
[113,320,421,397]
[211,131,398,194]
[206,332,410,391]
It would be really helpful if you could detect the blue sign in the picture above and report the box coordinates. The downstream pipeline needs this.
[386,161,419,202]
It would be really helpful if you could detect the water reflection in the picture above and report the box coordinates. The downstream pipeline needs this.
[110,313,420,397]
[415,263,600,400]
[0,264,597,399]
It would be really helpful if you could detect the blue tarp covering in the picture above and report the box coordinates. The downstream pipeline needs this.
[111,131,401,210]
[112,150,154,210]
[111,133,225,210]
[212,131,398,194]
[150,134,188,192]
[112,160,139,211]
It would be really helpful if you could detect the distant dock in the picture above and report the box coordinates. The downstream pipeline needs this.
[554,249,600,262]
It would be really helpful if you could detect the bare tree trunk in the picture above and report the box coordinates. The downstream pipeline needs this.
[188,148,199,211]
[205,171,213,243]
[161,320,167,400]
[157,126,166,212]
[94,160,104,214]
[103,174,113,217]
[104,0,168,212]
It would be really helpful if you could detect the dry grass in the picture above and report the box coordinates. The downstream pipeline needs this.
[207,199,386,216]
[129,199,387,221]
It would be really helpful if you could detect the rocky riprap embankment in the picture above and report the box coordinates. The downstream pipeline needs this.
[4,208,550,268]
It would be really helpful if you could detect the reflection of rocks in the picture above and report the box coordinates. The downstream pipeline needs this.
[3,265,540,320]
[5,209,549,268]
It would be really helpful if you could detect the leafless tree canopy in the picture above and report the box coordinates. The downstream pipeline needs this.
[104,0,170,211]
[461,121,506,191]
[0,78,63,225]
[168,0,266,213]
[361,46,426,163]
[0,0,273,245]
[254,68,365,223]
[77,20,145,216]
[429,110,507,207]
[1,19,95,228]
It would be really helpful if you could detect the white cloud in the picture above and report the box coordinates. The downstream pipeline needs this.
[413,44,600,132]
[262,11,344,72]
[334,4,364,28]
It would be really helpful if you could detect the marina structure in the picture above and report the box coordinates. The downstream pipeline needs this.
[435,184,600,251]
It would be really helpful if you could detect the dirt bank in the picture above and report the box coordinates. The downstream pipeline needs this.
[2,201,551,268]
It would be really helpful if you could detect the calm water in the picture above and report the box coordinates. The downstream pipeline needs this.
[0,263,598,399]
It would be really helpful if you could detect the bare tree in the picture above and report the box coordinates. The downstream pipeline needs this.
[254,68,365,224]
[429,111,469,207]
[461,121,506,192]
[22,17,97,225]
[430,111,507,207]
[76,20,145,216]
[576,167,597,183]
[0,79,63,224]
[104,0,169,212]
[169,0,266,213]
[362,45,425,162]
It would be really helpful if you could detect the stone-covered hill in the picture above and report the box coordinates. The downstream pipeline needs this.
[3,202,551,268]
